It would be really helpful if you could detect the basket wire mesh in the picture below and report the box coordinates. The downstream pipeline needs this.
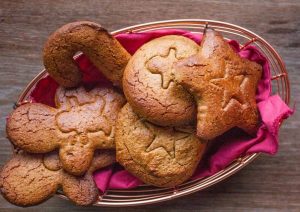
[15,19,290,206]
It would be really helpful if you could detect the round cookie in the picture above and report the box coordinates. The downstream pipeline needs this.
[122,35,199,126]
[115,104,206,187]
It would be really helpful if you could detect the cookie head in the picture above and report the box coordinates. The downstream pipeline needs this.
[115,104,206,187]
[175,28,262,140]
[123,35,199,127]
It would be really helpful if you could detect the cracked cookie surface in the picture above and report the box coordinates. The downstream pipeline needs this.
[6,86,125,175]
[175,28,262,140]
[123,35,199,126]
[115,104,206,187]
[0,150,115,206]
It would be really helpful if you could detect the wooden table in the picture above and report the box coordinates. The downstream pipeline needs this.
[0,0,299,211]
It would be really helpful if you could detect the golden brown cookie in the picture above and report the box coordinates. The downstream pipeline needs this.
[6,86,125,175]
[115,104,206,187]
[0,150,115,206]
[175,27,262,140]
[122,35,199,126]
[43,21,131,87]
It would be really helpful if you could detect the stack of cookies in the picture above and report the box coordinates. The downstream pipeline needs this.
[0,21,262,206]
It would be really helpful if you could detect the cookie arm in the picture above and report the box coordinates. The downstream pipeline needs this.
[59,141,94,176]
[43,21,131,87]
[6,103,60,153]
[89,150,116,172]
[61,150,115,205]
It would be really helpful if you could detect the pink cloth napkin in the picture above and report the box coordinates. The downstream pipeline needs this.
[28,29,293,192]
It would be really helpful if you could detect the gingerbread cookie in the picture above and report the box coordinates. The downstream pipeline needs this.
[6,86,125,175]
[115,104,206,187]
[43,21,131,87]
[175,27,262,140]
[123,35,199,126]
[0,150,115,206]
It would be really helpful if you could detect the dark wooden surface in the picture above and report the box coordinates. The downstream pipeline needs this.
[0,0,299,211]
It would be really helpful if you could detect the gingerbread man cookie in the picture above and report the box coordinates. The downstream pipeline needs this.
[123,35,199,126]
[43,21,131,87]
[115,104,206,187]
[175,27,262,140]
[6,86,125,175]
[0,150,115,206]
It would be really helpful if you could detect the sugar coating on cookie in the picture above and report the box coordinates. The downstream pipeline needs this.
[123,35,199,127]
[6,86,125,176]
[115,104,206,187]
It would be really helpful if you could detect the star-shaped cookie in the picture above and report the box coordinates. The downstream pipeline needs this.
[175,27,262,140]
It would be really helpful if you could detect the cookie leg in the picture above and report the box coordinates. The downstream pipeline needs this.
[62,173,98,206]
[59,141,94,176]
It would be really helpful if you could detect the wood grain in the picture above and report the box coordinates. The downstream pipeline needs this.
[0,0,299,211]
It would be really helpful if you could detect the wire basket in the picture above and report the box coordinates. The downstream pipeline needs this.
[15,19,290,206]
